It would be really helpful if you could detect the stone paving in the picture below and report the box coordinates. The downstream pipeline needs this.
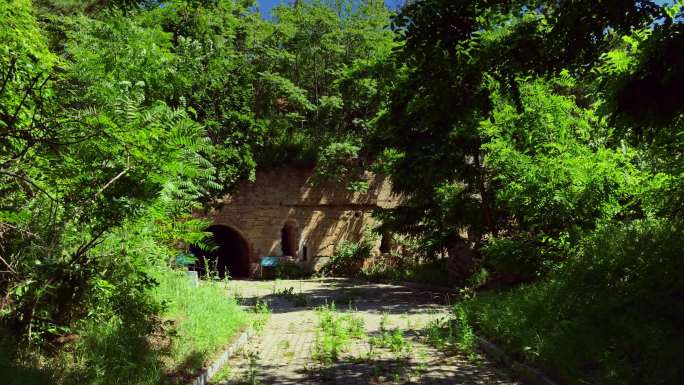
[213,279,520,385]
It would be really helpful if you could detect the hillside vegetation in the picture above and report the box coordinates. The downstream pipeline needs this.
[1,1,683,384]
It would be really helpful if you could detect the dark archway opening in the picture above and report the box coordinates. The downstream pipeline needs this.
[190,225,250,279]
[281,222,298,257]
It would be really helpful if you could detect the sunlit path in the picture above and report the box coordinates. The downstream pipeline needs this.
[215,279,519,385]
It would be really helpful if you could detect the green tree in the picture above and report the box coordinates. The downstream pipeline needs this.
[144,0,265,188]
[0,0,218,345]
[252,0,396,167]
[374,0,665,272]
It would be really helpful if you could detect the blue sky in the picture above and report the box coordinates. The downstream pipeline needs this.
[255,0,405,18]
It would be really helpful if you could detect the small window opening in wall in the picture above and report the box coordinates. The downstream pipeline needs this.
[281,221,298,257]
[379,231,392,254]
[302,245,308,261]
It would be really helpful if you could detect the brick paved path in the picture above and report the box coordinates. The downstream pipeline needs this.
[214,279,519,385]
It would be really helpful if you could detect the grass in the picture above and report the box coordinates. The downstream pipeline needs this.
[245,350,261,385]
[311,302,365,365]
[273,261,313,279]
[0,340,58,385]
[362,313,421,383]
[419,308,477,362]
[271,286,309,307]
[153,270,248,380]
[209,364,233,384]
[462,280,684,385]
[368,312,412,358]
[309,305,424,384]
[250,299,271,333]
[459,219,684,385]
[0,269,248,385]
[422,316,455,349]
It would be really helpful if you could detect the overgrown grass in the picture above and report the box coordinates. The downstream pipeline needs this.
[461,220,684,385]
[0,337,57,385]
[273,261,313,279]
[368,313,412,358]
[0,269,247,385]
[320,240,372,277]
[311,302,365,365]
[420,310,477,361]
[154,270,248,379]
[250,299,271,333]
[319,239,452,288]
[463,279,684,385]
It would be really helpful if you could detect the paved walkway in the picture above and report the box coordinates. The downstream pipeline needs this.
[214,279,520,385]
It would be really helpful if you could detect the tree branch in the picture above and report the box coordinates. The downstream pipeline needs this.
[0,255,17,276]
[0,171,56,202]
[0,58,17,99]
[71,229,106,264]
[10,75,41,125]
[94,158,131,199]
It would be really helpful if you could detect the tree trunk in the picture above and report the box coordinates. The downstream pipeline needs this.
[446,239,478,282]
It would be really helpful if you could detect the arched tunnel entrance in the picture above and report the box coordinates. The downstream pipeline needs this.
[190,225,250,279]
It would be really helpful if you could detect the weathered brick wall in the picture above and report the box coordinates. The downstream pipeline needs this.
[199,166,401,272]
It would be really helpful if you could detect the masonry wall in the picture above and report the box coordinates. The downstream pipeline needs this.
[200,166,401,272]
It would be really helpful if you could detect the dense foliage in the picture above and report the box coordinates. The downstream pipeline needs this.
[1,0,683,384]
[0,1,396,383]
[371,1,684,384]
[253,0,395,170]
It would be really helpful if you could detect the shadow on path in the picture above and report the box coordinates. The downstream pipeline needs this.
[218,279,519,385]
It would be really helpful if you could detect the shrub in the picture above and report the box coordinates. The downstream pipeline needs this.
[361,254,451,287]
[481,237,552,283]
[463,219,684,385]
[320,240,373,277]
[274,261,313,279]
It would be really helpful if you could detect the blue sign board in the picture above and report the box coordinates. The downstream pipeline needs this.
[260,256,279,267]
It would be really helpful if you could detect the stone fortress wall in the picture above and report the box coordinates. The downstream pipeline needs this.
[200,166,402,274]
